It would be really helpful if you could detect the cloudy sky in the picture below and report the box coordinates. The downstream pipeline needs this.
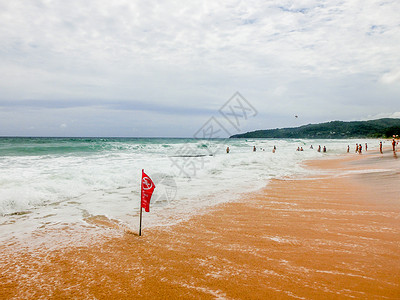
[0,0,399,137]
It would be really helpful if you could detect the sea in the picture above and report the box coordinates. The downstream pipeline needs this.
[0,137,380,247]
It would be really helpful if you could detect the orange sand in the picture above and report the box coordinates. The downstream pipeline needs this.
[1,153,399,299]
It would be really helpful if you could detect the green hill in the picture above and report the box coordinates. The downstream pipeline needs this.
[230,118,400,139]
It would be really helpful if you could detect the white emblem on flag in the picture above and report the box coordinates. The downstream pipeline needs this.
[142,177,153,190]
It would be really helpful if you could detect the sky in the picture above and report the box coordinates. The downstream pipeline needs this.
[0,0,400,137]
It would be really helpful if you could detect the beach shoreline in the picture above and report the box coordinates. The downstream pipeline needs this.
[1,150,399,299]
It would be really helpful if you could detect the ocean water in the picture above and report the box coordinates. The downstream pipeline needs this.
[0,137,380,244]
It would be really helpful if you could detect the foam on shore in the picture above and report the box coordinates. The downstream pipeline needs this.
[1,147,399,299]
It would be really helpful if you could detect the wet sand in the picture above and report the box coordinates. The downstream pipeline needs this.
[1,151,400,299]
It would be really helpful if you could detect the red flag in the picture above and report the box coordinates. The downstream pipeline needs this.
[141,169,155,212]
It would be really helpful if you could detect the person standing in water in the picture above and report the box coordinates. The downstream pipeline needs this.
[226,147,230,154]
[253,146,256,152]
[392,139,396,152]
[365,143,368,151]
[323,146,326,153]
[380,141,383,154]
[359,144,362,154]
[317,145,321,152]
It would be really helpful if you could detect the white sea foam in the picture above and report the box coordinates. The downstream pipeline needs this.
[0,138,382,244]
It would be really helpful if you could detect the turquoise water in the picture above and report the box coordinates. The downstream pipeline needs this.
[0,137,199,156]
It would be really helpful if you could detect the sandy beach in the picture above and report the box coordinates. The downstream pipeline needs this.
[1,150,399,299]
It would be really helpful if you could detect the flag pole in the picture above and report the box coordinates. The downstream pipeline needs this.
[139,206,142,236]
[139,169,143,236]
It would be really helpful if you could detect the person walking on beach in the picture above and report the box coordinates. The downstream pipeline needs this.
[365,143,368,151]
[359,144,362,154]
[355,144,359,153]
[392,139,396,152]
[347,145,350,153]
[380,141,383,154]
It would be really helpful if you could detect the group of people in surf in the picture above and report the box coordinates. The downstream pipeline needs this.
[295,145,327,152]
[346,139,398,155]
[248,145,276,152]
[226,144,327,153]
[225,139,399,155]
[295,145,326,152]
[352,143,367,154]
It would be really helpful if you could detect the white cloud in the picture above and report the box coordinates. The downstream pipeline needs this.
[0,0,400,135]
[366,111,400,120]
[380,69,400,84]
